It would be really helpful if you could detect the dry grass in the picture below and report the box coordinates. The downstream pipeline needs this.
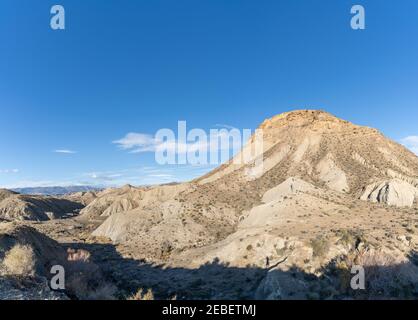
[1,244,36,277]
[128,288,155,300]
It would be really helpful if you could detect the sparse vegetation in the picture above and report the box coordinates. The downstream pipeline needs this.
[310,237,329,258]
[1,244,36,277]
[336,229,365,248]
[128,288,155,300]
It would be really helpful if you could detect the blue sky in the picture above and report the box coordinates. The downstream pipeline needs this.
[1,0,418,188]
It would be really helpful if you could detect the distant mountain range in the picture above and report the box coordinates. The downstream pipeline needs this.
[12,185,102,196]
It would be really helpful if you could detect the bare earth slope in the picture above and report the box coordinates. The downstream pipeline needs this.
[0,192,84,221]
[0,189,18,203]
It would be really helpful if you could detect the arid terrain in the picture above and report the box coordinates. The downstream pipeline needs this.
[1,110,418,300]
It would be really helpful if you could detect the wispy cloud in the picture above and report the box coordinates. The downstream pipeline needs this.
[87,172,123,181]
[0,169,19,174]
[400,136,418,155]
[112,133,157,153]
[54,149,77,154]
[113,130,239,154]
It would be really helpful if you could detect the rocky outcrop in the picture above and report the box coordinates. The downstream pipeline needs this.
[360,179,418,207]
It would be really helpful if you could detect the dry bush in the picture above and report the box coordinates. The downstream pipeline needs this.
[310,237,329,258]
[67,248,91,262]
[1,244,36,277]
[341,249,418,298]
[128,288,155,300]
[66,266,117,300]
[65,248,116,300]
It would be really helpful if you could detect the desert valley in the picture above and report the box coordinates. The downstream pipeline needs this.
[1,110,418,300]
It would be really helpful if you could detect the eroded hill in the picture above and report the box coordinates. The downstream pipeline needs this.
[0,190,85,221]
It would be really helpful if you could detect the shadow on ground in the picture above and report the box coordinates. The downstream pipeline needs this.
[62,242,418,300]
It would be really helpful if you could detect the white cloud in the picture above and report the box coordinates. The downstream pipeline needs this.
[87,172,123,181]
[112,133,158,153]
[0,169,19,174]
[54,149,77,154]
[400,136,418,155]
[113,130,239,155]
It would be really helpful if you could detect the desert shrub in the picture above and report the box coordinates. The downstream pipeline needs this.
[352,250,418,298]
[65,248,116,300]
[128,288,155,300]
[337,229,365,249]
[1,244,36,277]
[332,249,418,299]
[310,237,329,258]
[160,240,173,257]
[66,269,116,300]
